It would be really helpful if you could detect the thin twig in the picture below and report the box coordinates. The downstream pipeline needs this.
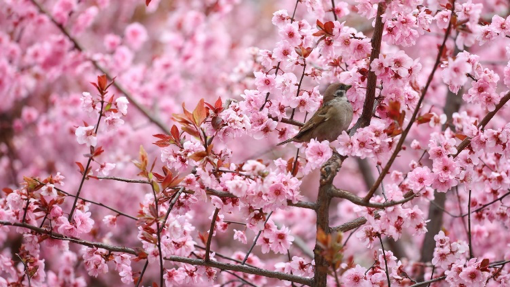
[242,211,273,265]
[34,178,138,221]
[467,190,473,258]
[69,94,105,221]
[94,176,150,184]
[135,260,149,287]
[205,208,220,262]
[378,235,392,287]
[330,0,338,21]
[162,187,184,226]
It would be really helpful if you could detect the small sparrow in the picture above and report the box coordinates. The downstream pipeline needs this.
[277,83,353,146]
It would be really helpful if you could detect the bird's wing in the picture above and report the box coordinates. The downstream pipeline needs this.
[293,107,329,139]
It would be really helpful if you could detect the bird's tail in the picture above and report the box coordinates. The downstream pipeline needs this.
[277,138,293,146]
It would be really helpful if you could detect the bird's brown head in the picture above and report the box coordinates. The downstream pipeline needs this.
[322,83,352,103]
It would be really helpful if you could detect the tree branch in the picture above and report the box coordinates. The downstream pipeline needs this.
[363,1,456,202]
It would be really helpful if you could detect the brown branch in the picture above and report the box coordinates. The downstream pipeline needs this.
[353,3,386,131]
[29,0,170,134]
[94,176,151,184]
[313,151,343,286]
[0,220,138,254]
[330,216,368,233]
[166,256,313,285]
[269,116,305,127]
[455,91,510,157]
[33,179,138,221]
[205,208,220,262]
[206,188,317,210]
[331,187,416,208]
[0,220,312,285]
[363,2,456,202]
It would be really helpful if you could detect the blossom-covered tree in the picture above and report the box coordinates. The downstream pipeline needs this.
[2,0,510,286]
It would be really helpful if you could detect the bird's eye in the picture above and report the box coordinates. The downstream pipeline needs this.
[334,90,345,97]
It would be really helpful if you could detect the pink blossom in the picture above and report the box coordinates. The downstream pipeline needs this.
[103,215,117,227]
[75,126,97,146]
[304,140,332,171]
[279,23,301,46]
[254,72,276,94]
[435,10,451,29]
[124,23,148,51]
[82,248,108,277]
[104,34,121,51]
[73,210,94,234]
[115,96,129,115]
[40,183,58,198]
[407,166,433,191]
[272,10,290,27]
[270,226,294,254]
[491,15,510,35]
[442,56,472,93]
[164,268,186,285]
[350,39,371,59]
[72,6,98,35]
[342,265,370,287]
[233,229,247,244]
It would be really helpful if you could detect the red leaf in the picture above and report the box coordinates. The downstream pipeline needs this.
[153,134,173,147]
[324,21,334,35]
[215,97,223,110]
[193,98,208,126]
[455,133,467,140]
[2,187,14,195]
[93,146,104,157]
[316,19,325,30]
[189,151,207,162]
[386,101,401,120]
[75,162,85,173]
[97,75,108,91]
[313,30,326,37]
[146,0,151,5]
[417,113,434,124]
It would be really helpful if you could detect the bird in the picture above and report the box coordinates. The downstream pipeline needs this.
[277,83,353,146]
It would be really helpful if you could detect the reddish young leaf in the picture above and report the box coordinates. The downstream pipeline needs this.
[133,145,148,173]
[193,98,208,126]
[97,75,108,92]
[316,19,325,30]
[153,134,173,147]
[417,113,434,124]
[386,101,401,120]
[171,125,180,141]
[189,151,207,162]
[455,133,467,140]
[2,187,13,195]
[214,97,222,110]
[324,21,334,35]
[93,146,104,157]
[75,162,85,173]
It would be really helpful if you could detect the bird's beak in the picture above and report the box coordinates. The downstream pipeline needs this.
[345,85,352,91]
